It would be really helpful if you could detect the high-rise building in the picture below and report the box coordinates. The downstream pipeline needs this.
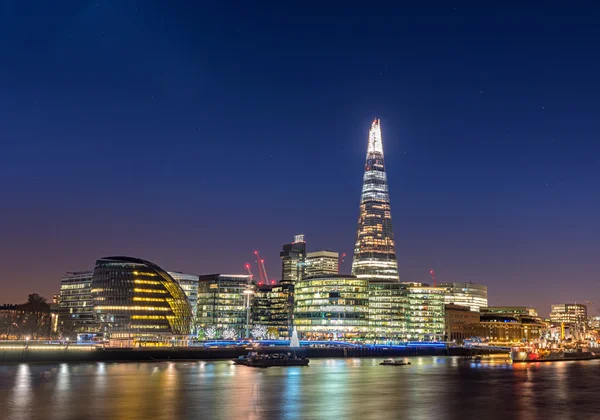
[439,282,488,312]
[294,274,369,340]
[549,303,588,326]
[405,285,446,341]
[58,270,96,337]
[91,256,193,340]
[168,271,200,318]
[305,250,339,277]
[280,234,306,284]
[196,274,252,338]
[368,282,407,342]
[352,119,399,282]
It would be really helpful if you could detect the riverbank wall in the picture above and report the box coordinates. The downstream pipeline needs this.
[0,345,505,363]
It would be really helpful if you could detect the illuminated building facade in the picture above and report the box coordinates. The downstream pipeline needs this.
[91,256,193,339]
[167,271,199,318]
[481,306,539,317]
[549,303,588,326]
[196,274,252,337]
[368,282,407,342]
[58,270,96,336]
[445,303,480,343]
[280,234,306,284]
[251,283,294,338]
[439,282,488,312]
[352,119,399,282]
[405,285,446,341]
[466,313,544,344]
[294,275,369,340]
[305,250,339,277]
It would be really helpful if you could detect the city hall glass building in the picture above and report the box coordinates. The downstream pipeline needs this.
[91,256,193,339]
[294,275,369,340]
[352,119,399,281]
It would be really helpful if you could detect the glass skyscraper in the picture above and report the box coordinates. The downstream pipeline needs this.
[352,119,399,282]
[280,234,306,284]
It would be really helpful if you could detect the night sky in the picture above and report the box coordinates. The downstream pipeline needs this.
[2,2,599,316]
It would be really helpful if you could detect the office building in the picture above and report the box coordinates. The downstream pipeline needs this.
[168,271,200,318]
[294,274,369,340]
[445,303,480,343]
[251,283,294,338]
[58,270,96,337]
[352,119,399,282]
[91,256,193,339]
[305,250,339,277]
[196,274,252,338]
[405,285,446,341]
[481,306,539,317]
[549,303,588,326]
[280,234,306,284]
[368,282,407,342]
[440,282,488,312]
[466,312,545,344]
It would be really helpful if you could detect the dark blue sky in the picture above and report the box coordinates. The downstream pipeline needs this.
[1,2,599,315]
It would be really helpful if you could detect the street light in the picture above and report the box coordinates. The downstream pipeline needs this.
[243,287,255,339]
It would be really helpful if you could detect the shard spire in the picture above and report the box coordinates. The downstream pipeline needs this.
[351,118,399,282]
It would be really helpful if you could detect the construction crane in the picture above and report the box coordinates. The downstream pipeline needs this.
[245,263,254,281]
[253,251,265,284]
[338,253,346,273]
[430,269,437,287]
[260,258,274,285]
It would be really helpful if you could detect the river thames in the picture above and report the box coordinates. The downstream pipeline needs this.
[1,357,599,419]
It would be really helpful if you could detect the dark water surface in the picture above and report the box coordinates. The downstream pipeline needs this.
[1,357,599,419]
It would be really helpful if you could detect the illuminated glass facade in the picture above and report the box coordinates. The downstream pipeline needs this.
[439,282,488,312]
[58,270,96,336]
[550,303,588,326]
[167,271,199,318]
[251,283,294,338]
[91,256,193,339]
[405,285,446,341]
[368,282,407,342]
[352,119,399,282]
[294,275,369,340]
[280,235,306,284]
[196,274,252,337]
[305,250,339,277]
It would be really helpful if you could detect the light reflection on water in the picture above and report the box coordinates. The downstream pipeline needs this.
[1,357,599,419]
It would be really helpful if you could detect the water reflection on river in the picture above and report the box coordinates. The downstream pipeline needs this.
[1,357,599,419]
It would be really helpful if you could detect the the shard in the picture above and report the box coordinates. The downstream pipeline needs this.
[351,119,399,281]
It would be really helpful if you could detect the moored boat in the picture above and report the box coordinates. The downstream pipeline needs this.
[511,346,599,363]
[234,352,309,368]
[380,359,411,366]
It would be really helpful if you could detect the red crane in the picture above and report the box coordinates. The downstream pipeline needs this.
[338,253,346,273]
[254,250,270,285]
[245,263,254,281]
[430,269,437,287]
